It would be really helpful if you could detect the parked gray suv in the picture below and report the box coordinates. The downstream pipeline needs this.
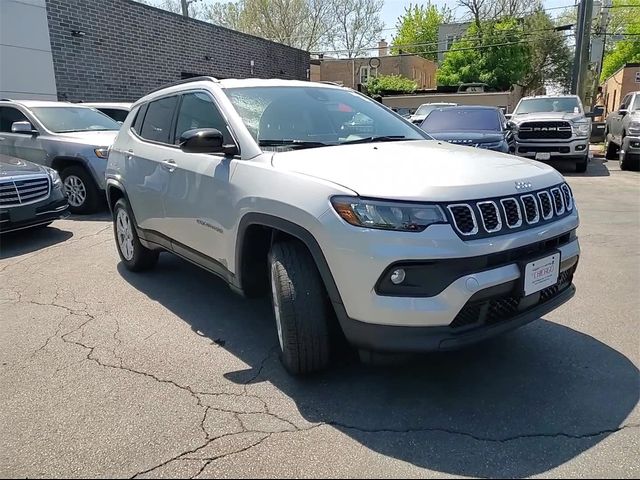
[0,100,121,213]
[605,91,640,171]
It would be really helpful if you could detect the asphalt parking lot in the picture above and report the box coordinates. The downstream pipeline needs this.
[1,156,639,478]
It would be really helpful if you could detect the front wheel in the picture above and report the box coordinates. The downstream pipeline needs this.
[619,135,640,171]
[61,165,99,214]
[604,132,618,160]
[113,198,159,271]
[575,155,588,173]
[268,240,330,375]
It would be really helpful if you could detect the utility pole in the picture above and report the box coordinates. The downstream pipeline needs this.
[180,0,189,17]
[571,0,595,101]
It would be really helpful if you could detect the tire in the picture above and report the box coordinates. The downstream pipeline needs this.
[268,240,330,375]
[604,132,618,160]
[619,134,640,171]
[113,198,159,271]
[60,165,99,214]
[575,155,588,173]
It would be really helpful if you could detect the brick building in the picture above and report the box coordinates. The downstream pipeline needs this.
[311,40,437,91]
[601,63,640,116]
[1,0,309,102]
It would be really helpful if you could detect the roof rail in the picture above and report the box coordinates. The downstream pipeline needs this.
[145,76,219,96]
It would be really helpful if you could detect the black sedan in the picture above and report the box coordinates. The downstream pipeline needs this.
[0,154,69,233]
[420,106,514,153]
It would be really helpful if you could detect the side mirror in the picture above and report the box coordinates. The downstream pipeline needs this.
[619,108,629,116]
[506,121,516,130]
[504,113,512,120]
[179,128,238,155]
[11,121,37,135]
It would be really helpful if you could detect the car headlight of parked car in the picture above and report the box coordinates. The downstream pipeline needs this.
[331,196,447,232]
[94,147,110,159]
[627,121,640,136]
[478,140,504,150]
[572,122,591,137]
[44,166,62,188]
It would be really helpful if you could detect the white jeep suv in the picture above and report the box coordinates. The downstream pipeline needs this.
[106,77,580,374]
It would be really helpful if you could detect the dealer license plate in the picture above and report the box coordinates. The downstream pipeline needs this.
[523,253,560,296]
[535,152,551,161]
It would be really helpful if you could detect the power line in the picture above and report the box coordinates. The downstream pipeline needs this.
[314,33,574,57]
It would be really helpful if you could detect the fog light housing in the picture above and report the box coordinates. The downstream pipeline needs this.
[576,144,586,151]
[390,268,406,285]
[630,141,640,149]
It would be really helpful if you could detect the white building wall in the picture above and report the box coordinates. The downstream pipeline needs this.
[0,0,57,100]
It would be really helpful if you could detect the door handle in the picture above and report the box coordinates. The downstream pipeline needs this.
[161,159,177,172]
[125,149,134,160]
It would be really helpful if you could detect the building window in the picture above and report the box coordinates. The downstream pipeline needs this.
[359,66,377,85]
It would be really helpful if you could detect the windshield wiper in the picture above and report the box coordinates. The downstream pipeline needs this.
[340,135,407,145]
[259,139,329,149]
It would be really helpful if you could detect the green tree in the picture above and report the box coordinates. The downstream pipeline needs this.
[437,18,528,91]
[600,0,640,81]
[520,9,573,94]
[391,3,452,61]
[366,74,417,95]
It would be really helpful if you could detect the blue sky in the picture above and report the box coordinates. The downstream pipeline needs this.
[379,0,578,41]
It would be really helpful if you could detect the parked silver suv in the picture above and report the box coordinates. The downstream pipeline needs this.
[605,90,640,171]
[509,95,591,173]
[107,77,580,374]
[0,100,121,213]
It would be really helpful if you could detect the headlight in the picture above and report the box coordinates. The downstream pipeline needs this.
[628,121,640,136]
[331,196,446,232]
[94,147,109,159]
[44,166,62,188]
[573,122,590,137]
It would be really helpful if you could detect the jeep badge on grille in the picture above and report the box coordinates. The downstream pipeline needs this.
[515,181,533,191]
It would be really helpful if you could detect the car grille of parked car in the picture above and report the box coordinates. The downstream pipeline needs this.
[0,175,50,207]
[517,121,572,140]
[446,183,573,239]
[450,264,576,329]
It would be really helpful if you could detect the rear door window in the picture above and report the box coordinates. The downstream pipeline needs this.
[139,96,178,144]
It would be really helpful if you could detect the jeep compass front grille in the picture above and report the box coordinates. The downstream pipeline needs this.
[446,183,573,239]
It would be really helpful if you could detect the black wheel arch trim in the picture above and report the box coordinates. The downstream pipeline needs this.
[236,213,349,322]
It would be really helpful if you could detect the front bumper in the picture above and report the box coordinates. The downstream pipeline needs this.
[317,209,580,352]
[0,193,69,234]
[515,138,588,160]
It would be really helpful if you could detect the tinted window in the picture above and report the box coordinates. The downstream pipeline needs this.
[132,104,147,134]
[225,86,427,148]
[140,96,178,143]
[99,108,129,123]
[415,103,455,116]
[30,107,120,133]
[621,94,632,109]
[174,92,231,144]
[421,108,501,132]
[514,97,582,115]
[0,107,29,132]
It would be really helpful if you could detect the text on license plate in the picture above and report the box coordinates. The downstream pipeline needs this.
[524,253,560,296]
[535,152,551,161]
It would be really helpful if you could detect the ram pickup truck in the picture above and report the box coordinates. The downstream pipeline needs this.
[508,95,591,173]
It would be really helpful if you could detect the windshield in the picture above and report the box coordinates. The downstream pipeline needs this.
[224,86,428,149]
[421,108,501,132]
[415,104,454,116]
[31,107,121,133]
[633,95,640,111]
[514,97,582,115]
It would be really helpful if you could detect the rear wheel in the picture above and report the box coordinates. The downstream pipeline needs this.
[61,165,99,214]
[113,198,159,271]
[268,240,330,375]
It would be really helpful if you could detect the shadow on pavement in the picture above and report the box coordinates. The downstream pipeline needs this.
[0,226,73,259]
[552,157,611,177]
[118,255,639,478]
[67,211,112,222]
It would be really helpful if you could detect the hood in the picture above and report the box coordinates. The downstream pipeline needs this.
[54,130,119,146]
[0,154,46,177]
[271,140,563,201]
[511,111,585,124]
[428,131,504,144]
